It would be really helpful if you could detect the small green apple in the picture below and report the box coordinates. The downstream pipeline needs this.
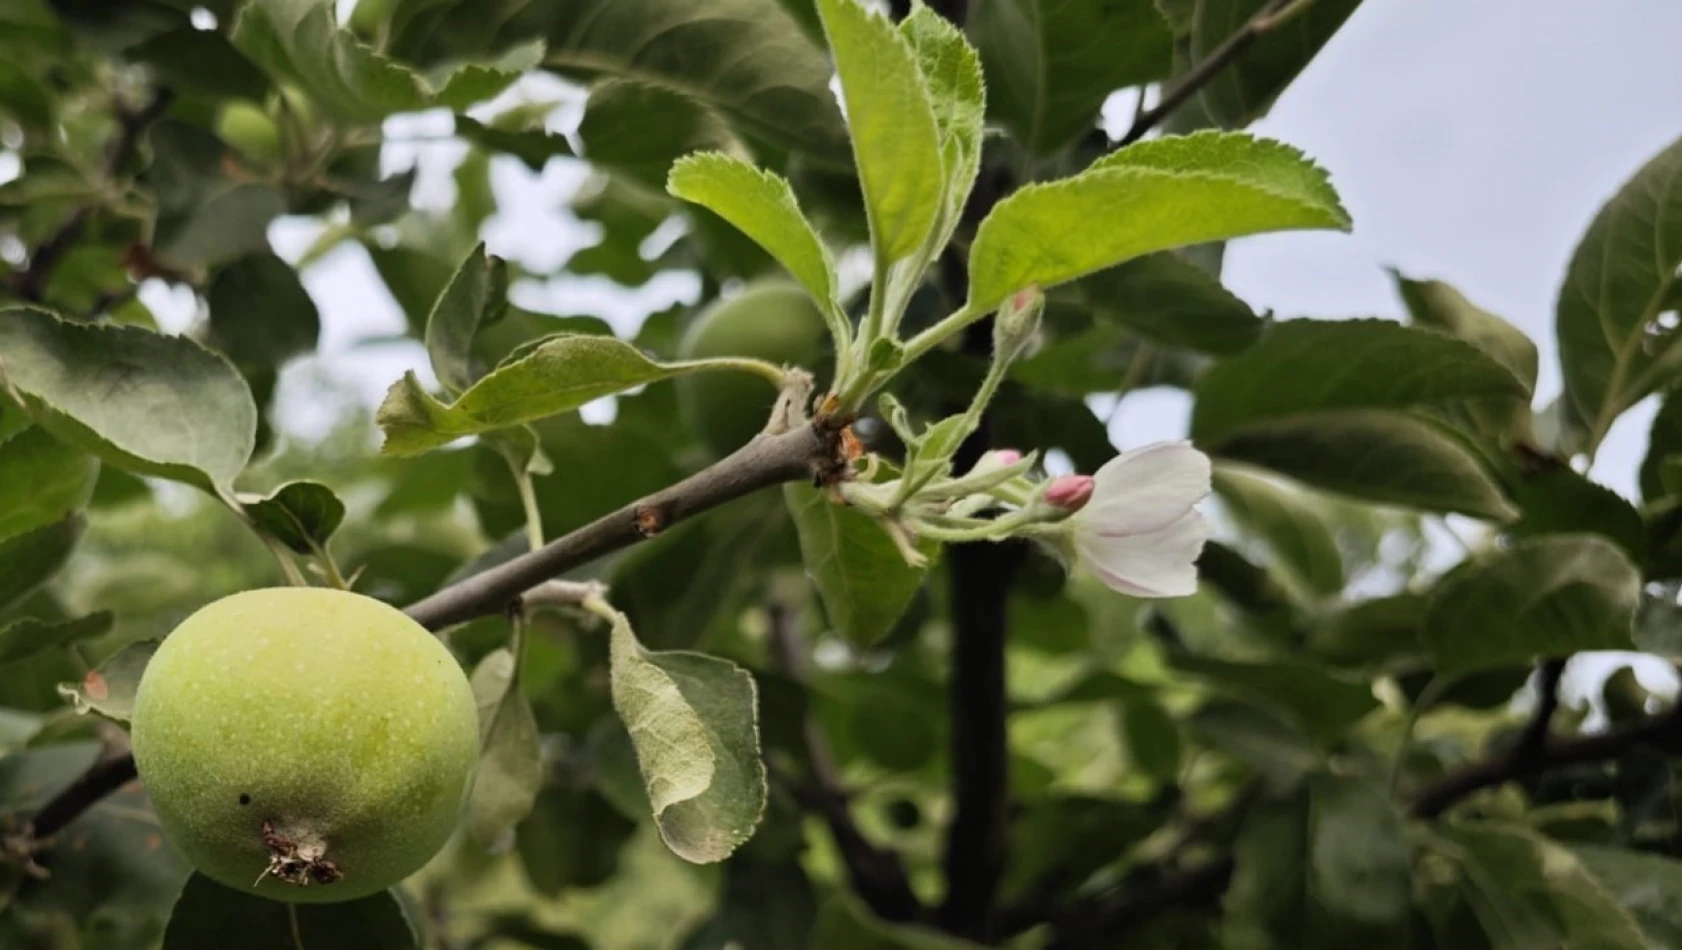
[677,280,830,456]
[130,587,479,903]
[215,101,284,167]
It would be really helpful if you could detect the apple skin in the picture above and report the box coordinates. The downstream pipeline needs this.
[130,587,479,903]
[677,280,831,456]
[215,101,284,167]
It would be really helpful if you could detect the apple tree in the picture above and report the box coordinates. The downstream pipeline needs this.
[3,0,1682,948]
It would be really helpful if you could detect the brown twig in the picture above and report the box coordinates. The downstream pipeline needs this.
[1114,0,1310,148]
[403,422,836,630]
[24,747,137,842]
[1410,690,1682,820]
[19,421,841,850]
[768,602,926,923]
[9,88,174,302]
[1511,657,1569,766]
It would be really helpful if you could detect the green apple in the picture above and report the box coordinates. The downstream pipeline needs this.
[130,587,479,903]
[215,101,284,167]
[677,280,831,456]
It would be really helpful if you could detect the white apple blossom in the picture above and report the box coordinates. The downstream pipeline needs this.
[1062,441,1212,598]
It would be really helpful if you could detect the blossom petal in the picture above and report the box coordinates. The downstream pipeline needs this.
[1076,508,1209,598]
[1083,441,1212,536]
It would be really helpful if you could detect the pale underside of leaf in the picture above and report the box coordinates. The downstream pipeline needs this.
[816,0,947,264]
[607,609,766,863]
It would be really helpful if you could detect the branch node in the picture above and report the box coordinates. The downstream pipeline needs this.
[633,504,668,537]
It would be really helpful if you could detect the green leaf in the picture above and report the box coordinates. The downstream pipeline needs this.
[1213,410,1516,519]
[1642,391,1682,502]
[1192,318,1530,442]
[152,179,286,271]
[422,242,508,395]
[668,153,839,309]
[1001,795,1169,904]
[612,495,786,650]
[1309,773,1411,925]
[784,481,935,647]
[1574,845,1682,946]
[1223,791,1312,946]
[237,480,346,555]
[434,38,544,110]
[466,646,542,848]
[1441,823,1646,950]
[516,784,637,895]
[1509,463,1645,565]
[454,114,573,172]
[1075,252,1263,354]
[1213,462,1344,596]
[579,79,745,190]
[816,0,945,263]
[232,0,427,123]
[205,252,322,371]
[1423,535,1639,673]
[607,605,767,863]
[969,0,1171,155]
[692,856,820,950]
[541,0,848,157]
[1394,270,1538,440]
[0,741,190,938]
[126,27,271,102]
[162,873,419,949]
[0,426,97,544]
[1188,701,1321,788]
[1556,134,1682,450]
[58,639,158,723]
[966,131,1350,312]
[376,335,718,456]
[0,514,83,613]
[1308,592,1427,667]
[1118,694,1182,781]
[1392,271,1537,392]
[1191,0,1362,128]
[1169,654,1377,743]
[0,307,256,498]
[0,611,112,665]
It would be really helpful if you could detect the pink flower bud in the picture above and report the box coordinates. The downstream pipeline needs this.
[1044,475,1095,511]
[991,449,1023,466]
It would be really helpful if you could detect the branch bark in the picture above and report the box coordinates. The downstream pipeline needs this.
[25,746,137,841]
[1410,692,1682,820]
[404,422,834,630]
[1114,0,1308,148]
[21,421,840,846]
